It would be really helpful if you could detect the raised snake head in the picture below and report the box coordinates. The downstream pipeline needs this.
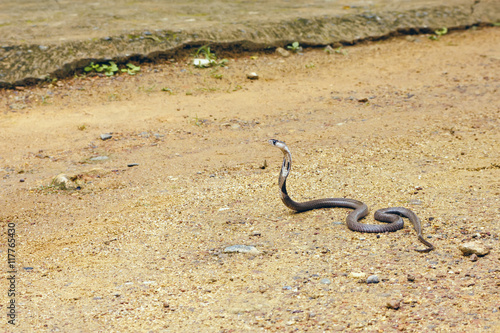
[269,139,292,180]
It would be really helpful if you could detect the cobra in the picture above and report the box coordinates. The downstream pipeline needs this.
[269,139,434,252]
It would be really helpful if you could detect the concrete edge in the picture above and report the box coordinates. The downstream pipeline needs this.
[0,2,499,88]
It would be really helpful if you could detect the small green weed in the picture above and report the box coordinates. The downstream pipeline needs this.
[161,87,174,94]
[287,41,302,53]
[121,63,141,75]
[193,114,205,126]
[429,27,448,41]
[335,46,347,55]
[84,62,141,76]
[193,45,228,68]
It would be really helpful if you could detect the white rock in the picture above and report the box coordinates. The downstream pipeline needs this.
[246,72,259,80]
[193,59,211,67]
[51,174,71,190]
[349,272,366,279]
[275,47,291,57]
[224,245,259,254]
[459,241,490,256]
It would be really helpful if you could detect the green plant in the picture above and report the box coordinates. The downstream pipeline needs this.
[161,87,174,94]
[84,61,118,76]
[121,63,141,75]
[84,62,140,76]
[195,45,216,62]
[210,68,223,79]
[287,41,302,53]
[138,85,156,94]
[193,45,228,68]
[335,46,347,55]
[429,27,448,40]
[193,114,205,126]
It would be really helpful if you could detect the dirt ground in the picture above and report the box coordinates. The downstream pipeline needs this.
[1,27,499,332]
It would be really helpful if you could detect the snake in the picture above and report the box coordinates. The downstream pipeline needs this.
[269,139,434,252]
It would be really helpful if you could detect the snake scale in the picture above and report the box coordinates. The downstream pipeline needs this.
[269,139,434,252]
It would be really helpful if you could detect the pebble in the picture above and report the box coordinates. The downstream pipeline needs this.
[470,253,478,262]
[459,241,490,256]
[367,275,380,284]
[51,174,71,190]
[127,163,139,167]
[320,278,331,285]
[275,47,291,57]
[246,72,259,80]
[100,133,112,140]
[349,272,366,279]
[223,245,259,254]
[193,59,211,67]
[386,299,401,310]
[407,274,415,282]
[90,156,109,161]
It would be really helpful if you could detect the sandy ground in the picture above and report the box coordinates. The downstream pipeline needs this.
[1,27,499,332]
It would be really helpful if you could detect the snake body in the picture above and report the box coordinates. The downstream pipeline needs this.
[269,139,434,252]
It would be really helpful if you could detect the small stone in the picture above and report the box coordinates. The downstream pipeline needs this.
[320,278,331,285]
[367,275,380,284]
[193,59,211,67]
[90,156,109,161]
[459,241,490,256]
[386,299,401,310]
[39,45,48,51]
[246,72,259,80]
[51,174,71,190]
[223,245,259,254]
[19,178,25,182]
[127,163,139,167]
[275,47,291,57]
[407,274,415,282]
[349,272,366,279]
[470,253,478,262]
[100,133,112,140]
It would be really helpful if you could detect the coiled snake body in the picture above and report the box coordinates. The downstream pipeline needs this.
[269,139,434,252]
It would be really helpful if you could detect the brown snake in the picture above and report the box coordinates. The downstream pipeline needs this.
[269,139,434,252]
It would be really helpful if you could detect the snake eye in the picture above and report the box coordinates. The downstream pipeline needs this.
[269,139,278,145]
